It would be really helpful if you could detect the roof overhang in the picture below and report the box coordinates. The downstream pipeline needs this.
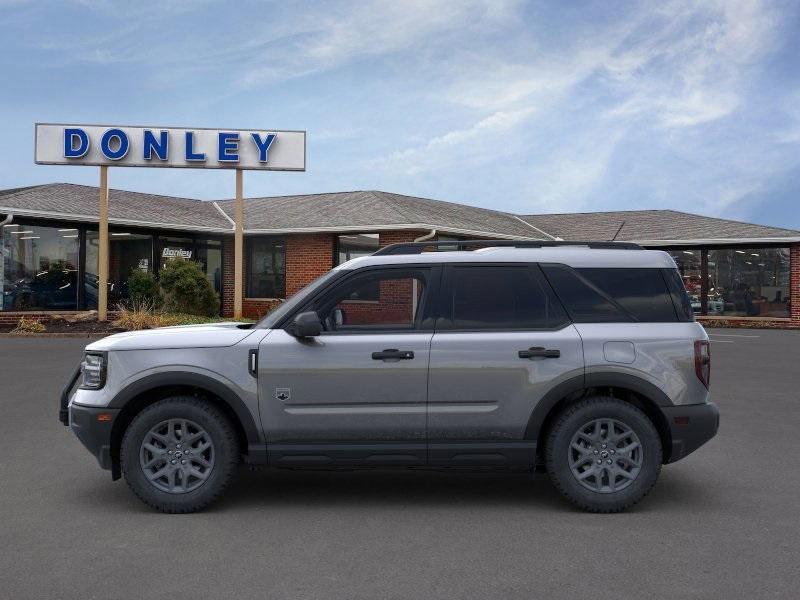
[0,209,540,240]
[242,223,538,240]
[0,206,231,234]
[634,237,800,246]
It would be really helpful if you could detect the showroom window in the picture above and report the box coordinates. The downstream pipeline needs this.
[85,230,154,309]
[246,236,285,298]
[706,247,790,318]
[336,233,379,265]
[667,249,703,315]
[1,223,80,311]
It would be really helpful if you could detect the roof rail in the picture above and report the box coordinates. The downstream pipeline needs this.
[373,239,643,256]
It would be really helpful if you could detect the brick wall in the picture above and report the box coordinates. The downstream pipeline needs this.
[379,230,429,248]
[241,298,283,320]
[285,233,336,297]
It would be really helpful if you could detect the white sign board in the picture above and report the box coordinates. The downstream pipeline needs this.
[34,123,306,171]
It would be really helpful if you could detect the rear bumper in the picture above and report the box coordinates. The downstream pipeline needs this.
[69,403,120,471]
[663,401,720,463]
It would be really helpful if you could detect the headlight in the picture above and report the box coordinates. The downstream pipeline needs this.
[80,353,106,389]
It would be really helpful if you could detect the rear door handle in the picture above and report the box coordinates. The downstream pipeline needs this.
[518,347,560,359]
[372,349,415,360]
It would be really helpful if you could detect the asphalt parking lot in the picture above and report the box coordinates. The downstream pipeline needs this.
[1,329,799,599]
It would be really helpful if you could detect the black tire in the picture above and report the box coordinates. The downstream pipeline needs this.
[545,397,662,513]
[120,396,239,513]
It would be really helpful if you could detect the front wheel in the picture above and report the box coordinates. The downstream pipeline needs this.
[545,397,662,513]
[120,396,239,513]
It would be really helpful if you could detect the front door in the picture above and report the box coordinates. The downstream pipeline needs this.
[258,266,438,466]
[427,264,584,466]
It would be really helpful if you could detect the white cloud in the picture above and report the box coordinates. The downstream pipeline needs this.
[378,106,535,175]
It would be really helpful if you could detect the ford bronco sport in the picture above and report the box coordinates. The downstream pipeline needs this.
[61,240,719,513]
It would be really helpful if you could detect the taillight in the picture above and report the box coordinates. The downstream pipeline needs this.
[694,340,711,389]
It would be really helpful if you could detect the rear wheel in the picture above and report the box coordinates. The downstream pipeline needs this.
[545,397,662,513]
[121,396,239,513]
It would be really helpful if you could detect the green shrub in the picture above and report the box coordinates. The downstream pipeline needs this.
[127,269,162,308]
[158,259,220,317]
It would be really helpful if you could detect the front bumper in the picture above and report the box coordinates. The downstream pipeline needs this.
[68,403,120,471]
[663,401,720,463]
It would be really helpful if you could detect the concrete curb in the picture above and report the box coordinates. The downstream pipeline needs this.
[0,333,109,339]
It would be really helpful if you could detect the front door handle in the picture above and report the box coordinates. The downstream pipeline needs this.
[372,349,415,360]
[518,347,560,359]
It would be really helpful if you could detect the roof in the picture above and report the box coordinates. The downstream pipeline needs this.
[1,183,798,244]
[339,246,676,270]
[0,183,230,232]
[215,190,544,239]
[519,210,800,245]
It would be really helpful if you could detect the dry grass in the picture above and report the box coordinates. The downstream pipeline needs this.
[112,301,251,331]
[11,317,46,334]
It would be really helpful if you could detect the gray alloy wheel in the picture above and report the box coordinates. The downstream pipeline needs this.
[568,418,643,493]
[139,418,215,494]
[545,396,662,513]
[121,396,239,513]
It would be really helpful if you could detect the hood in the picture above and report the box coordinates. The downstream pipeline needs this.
[86,322,259,351]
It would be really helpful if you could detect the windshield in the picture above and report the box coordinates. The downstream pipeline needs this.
[256,269,342,329]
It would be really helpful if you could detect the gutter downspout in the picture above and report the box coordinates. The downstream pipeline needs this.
[414,228,437,242]
[0,213,12,227]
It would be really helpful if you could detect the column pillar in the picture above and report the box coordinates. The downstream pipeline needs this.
[98,166,109,321]
[234,169,244,320]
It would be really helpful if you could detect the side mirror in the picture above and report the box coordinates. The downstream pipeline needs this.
[291,311,322,338]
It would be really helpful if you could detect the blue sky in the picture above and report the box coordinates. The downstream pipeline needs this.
[1,0,799,228]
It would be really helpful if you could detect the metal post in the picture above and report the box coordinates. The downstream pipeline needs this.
[234,169,244,320]
[98,166,109,321]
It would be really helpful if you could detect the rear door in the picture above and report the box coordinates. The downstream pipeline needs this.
[427,264,584,466]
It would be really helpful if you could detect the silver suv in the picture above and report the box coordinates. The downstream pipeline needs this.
[61,240,719,513]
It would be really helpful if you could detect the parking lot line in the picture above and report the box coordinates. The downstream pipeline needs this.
[707,333,760,338]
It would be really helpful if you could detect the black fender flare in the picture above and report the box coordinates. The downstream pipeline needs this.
[107,371,261,445]
[524,372,673,441]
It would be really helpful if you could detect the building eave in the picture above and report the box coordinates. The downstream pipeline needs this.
[241,223,538,240]
[0,206,231,234]
[633,237,800,246]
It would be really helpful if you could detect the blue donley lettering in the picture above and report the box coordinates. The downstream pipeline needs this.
[62,128,279,165]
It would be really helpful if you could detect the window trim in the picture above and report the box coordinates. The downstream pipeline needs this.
[435,263,572,333]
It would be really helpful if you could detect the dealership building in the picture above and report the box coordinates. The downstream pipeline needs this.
[1,182,799,328]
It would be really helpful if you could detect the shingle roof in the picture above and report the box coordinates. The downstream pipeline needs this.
[215,190,545,239]
[0,183,230,232]
[1,183,798,243]
[519,210,800,244]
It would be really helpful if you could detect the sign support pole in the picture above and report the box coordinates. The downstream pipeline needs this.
[234,168,244,320]
[98,166,109,321]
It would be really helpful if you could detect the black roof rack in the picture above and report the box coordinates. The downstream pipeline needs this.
[373,239,643,256]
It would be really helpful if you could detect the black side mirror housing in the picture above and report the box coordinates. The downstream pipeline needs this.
[291,311,322,338]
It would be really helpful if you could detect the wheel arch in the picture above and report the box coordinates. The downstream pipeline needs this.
[526,373,674,464]
[107,372,262,480]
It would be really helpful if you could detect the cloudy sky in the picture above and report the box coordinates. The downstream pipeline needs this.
[1,0,799,227]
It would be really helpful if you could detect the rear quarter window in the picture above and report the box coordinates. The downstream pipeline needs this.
[541,265,681,323]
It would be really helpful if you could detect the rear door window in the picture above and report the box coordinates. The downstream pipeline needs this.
[443,265,568,330]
